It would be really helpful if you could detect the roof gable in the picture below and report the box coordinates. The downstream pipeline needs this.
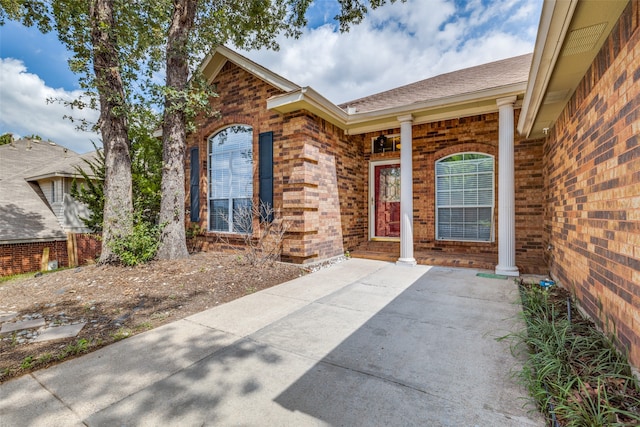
[199,45,300,93]
[24,150,99,181]
[0,139,83,243]
[199,47,531,135]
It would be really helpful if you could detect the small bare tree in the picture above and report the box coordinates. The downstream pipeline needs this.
[222,201,290,266]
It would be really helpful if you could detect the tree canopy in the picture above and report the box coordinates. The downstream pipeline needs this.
[0,133,13,145]
[1,0,404,262]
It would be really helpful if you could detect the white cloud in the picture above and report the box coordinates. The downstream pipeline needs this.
[0,0,541,150]
[0,58,100,153]
[240,0,541,104]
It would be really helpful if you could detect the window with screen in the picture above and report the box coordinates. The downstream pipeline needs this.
[208,125,253,232]
[435,153,494,242]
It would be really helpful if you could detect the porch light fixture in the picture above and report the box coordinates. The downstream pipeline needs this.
[375,135,387,150]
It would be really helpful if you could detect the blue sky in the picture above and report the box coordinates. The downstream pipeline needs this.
[0,0,542,153]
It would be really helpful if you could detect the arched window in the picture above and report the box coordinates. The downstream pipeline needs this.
[435,153,494,242]
[208,125,253,232]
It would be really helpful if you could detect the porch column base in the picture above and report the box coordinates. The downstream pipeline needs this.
[495,264,520,277]
[396,257,417,267]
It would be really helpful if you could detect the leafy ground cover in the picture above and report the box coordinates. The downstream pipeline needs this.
[0,251,304,382]
[511,281,640,426]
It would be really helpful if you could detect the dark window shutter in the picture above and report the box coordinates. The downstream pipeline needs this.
[190,147,200,222]
[259,132,274,222]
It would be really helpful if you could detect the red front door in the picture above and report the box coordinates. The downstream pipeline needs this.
[373,163,401,238]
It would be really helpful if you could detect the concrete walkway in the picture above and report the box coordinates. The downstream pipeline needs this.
[0,259,543,426]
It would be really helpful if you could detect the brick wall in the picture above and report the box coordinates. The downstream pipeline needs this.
[362,112,546,273]
[543,0,640,367]
[186,60,287,246]
[279,112,365,262]
[76,234,101,265]
[186,61,366,263]
[187,58,546,271]
[0,234,100,276]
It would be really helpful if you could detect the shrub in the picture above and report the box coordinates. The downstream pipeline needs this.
[219,201,290,267]
[109,218,162,266]
[510,284,640,426]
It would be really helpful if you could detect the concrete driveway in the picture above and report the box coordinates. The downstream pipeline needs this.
[0,259,543,426]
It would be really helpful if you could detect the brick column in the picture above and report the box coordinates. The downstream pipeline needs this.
[397,114,416,266]
[496,96,519,276]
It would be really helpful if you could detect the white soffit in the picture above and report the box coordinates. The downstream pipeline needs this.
[518,0,628,139]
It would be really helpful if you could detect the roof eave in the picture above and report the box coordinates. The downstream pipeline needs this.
[25,172,92,181]
[346,82,527,134]
[268,82,526,134]
[518,0,629,139]
[199,45,300,93]
[267,87,350,126]
[518,0,578,138]
[0,236,68,245]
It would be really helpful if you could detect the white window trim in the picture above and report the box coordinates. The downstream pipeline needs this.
[435,152,495,243]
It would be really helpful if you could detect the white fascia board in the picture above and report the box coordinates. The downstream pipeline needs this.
[346,82,527,128]
[25,172,85,181]
[517,0,578,137]
[200,46,299,93]
[269,82,526,134]
[343,83,526,135]
[0,236,67,245]
[267,87,349,124]
[346,104,505,135]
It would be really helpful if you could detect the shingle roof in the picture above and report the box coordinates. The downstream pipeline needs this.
[340,54,533,113]
[24,150,99,181]
[0,139,82,243]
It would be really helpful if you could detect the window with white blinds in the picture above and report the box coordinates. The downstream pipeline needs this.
[208,125,253,232]
[435,153,494,242]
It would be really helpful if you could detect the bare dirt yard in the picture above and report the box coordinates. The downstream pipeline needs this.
[0,251,305,382]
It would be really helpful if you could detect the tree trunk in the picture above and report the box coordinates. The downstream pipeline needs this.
[156,0,197,260]
[90,0,133,264]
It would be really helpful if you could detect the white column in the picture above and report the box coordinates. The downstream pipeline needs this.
[397,114,416,266]
[495,96,519,276]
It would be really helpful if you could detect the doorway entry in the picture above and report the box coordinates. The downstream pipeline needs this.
[370,161,401,240]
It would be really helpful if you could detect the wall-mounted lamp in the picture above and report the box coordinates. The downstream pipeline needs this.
[375,135,387,150]
[542,128,549,135]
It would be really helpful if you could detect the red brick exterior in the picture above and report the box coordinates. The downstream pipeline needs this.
[361,113,545,273]
[543,1,640,366]
[76,234,102,265]
[186,61,367,263]
[186,61,287,252]
[187,60,547,269]
[0,234,100,276]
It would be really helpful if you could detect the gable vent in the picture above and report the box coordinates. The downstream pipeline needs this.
[562,22,607,56]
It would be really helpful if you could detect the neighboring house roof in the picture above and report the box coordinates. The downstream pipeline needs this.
[518,0,628,138]
[0,139,95,244]
[24,150,99,181]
